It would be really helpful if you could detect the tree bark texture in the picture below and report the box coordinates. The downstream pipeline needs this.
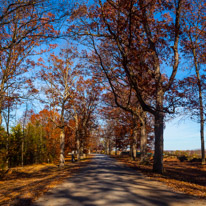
[132,126,138,160]
[59,129,65,167]
[140,112,147,162]
[105,137,110,155]
[76,130,80,161]
[193,48,205,164]
[153,109,164,174]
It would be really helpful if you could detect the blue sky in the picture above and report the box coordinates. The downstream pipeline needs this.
[164,118,202,150]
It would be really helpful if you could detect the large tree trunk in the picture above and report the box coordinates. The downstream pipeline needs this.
[153,109,164,174]
[59,129,65,167]
[153,90,164,173]
[140,112,147,163]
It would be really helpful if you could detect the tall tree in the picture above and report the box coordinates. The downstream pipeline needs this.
[181,0,206,164]
[66,77,100,160]
[69,0,183,173]
[0,0,75,127]
[39,46,79,167]
[0,0,58,126]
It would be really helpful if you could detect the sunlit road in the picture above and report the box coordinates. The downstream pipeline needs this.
[33,154,205,206]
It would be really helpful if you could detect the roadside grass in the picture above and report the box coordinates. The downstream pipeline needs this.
[111,155,206,199]
[0,155,93,206]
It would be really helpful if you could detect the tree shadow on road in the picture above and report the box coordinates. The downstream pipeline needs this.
[30,155,203,206]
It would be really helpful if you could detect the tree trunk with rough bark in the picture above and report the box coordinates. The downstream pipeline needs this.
[132,127,138,160]
[153,96,164,174]
[140,112,147,163]
[76,130,80,161]
[105,137,110,155]
[59,129,65,167]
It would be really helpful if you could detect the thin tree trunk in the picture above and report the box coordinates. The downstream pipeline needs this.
[0,112,2,126]
[107,138,110,155]
[198,80,205,165]
[130,142,133,158]
[59,129,65,167]
[38,126,43,163]
[6,134,9,170]
[22,103,28,167]
[21,137,24,167]
[193,48,205,164]
[200,109,205,164]
[80,140,84,157]
[74,109,80,161]
[109,140,111,155]
[115,138,117,155]
[5,102,10,170]
[59,100,66,167]
[76,130,80,161]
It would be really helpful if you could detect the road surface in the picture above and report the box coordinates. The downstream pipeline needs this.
[33,154,205,206]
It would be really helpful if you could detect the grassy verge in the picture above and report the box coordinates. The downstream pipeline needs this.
[111,155,206,199]
[0,155,93,206]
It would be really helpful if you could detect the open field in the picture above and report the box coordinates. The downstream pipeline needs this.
[111,155,206,199]
[0,156,92,206]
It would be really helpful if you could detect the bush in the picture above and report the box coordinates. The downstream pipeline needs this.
[121,151,130,157]
[189,157,201,162]
[178,155,188,162]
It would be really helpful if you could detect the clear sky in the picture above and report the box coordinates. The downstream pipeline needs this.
[163,54,203,151]
[164,118,202,151]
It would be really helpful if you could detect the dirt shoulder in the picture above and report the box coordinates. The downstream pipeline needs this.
[111,155,206,199]
[0,155,93,206]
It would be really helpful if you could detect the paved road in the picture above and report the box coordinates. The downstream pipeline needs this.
[33,154,205,206]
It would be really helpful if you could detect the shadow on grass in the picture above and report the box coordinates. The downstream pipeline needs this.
[126,158,206,187]
[112,155,206,197]
[0,159,91,206]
